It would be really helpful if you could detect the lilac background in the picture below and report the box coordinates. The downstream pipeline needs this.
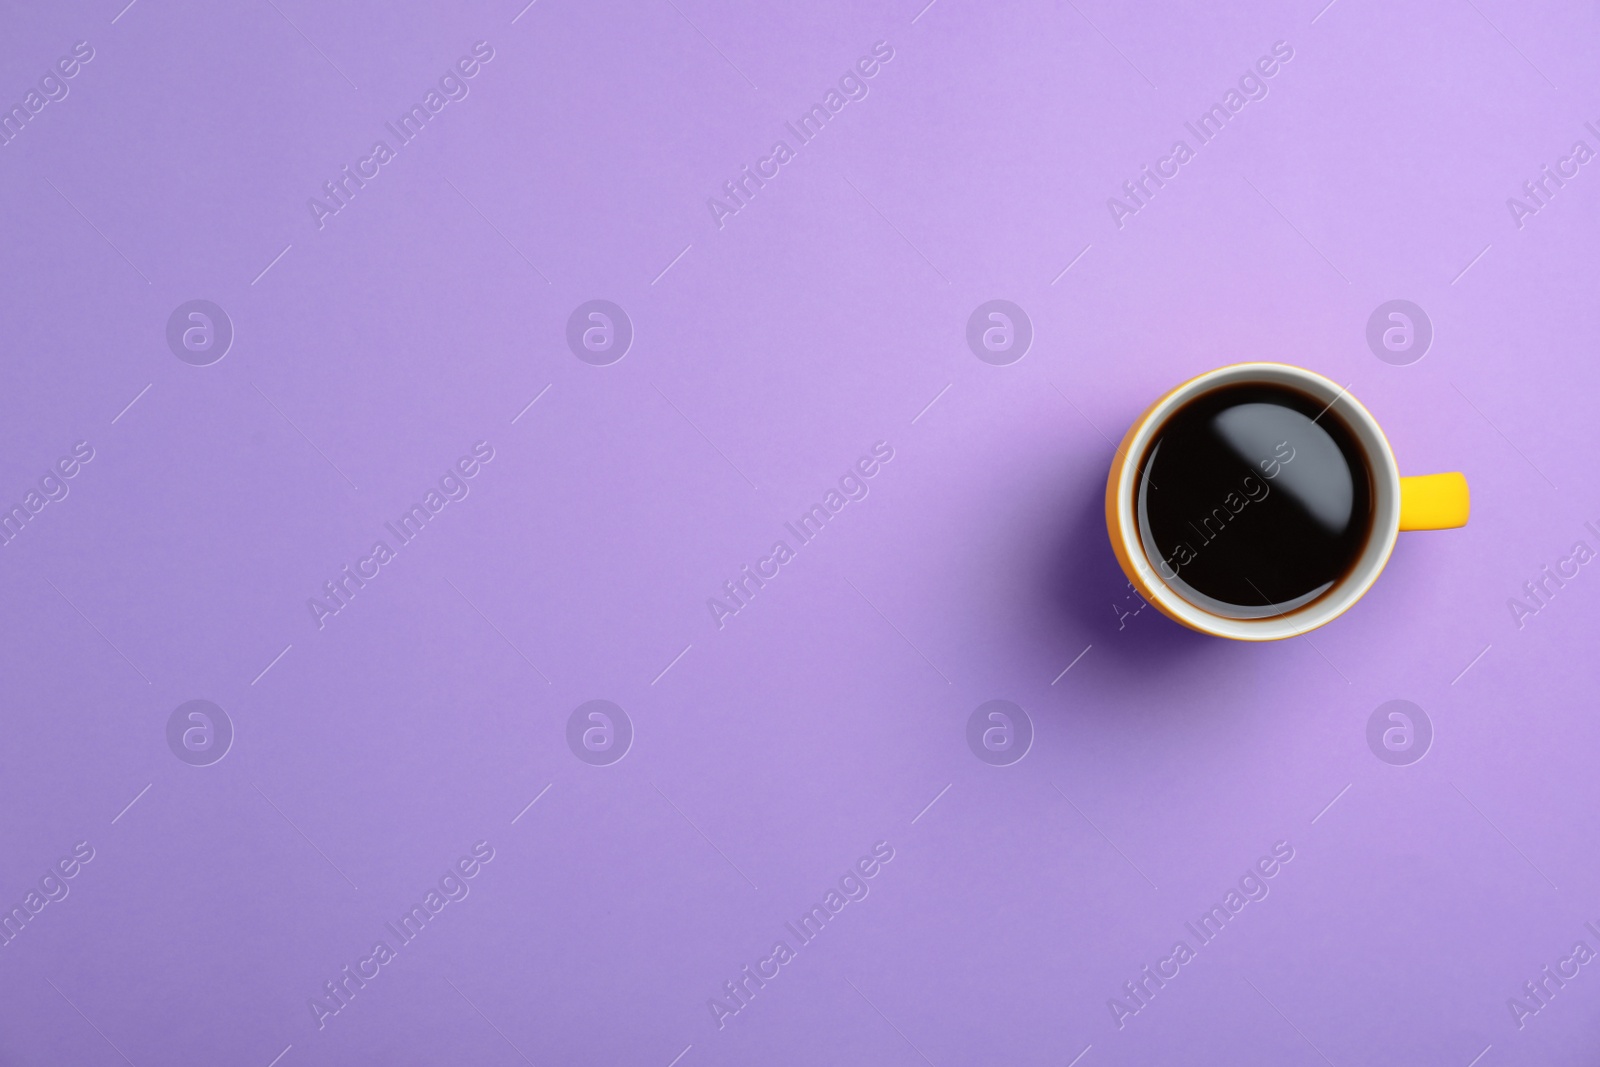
[2,0,1598,1063]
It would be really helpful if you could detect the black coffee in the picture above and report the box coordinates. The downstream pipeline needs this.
[1135,383,1373,618]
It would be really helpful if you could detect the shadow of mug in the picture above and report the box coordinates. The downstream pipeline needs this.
[1042,453,1214,678]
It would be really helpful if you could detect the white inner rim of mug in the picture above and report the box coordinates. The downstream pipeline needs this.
[1116,364,1401,641]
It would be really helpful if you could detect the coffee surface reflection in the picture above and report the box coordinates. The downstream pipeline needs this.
[1136,384,1373,618]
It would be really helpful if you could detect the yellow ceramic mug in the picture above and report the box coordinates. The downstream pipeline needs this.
[1105,363,1468,640]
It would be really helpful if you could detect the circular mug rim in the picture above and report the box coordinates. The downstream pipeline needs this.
[1105,362,1402,641]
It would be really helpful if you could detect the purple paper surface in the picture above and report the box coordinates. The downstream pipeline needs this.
[2,1,1598,1064]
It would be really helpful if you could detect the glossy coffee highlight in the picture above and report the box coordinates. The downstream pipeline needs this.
[1135,384,1373,618]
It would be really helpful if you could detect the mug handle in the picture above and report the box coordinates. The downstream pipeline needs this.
[1399,472,1470,530]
